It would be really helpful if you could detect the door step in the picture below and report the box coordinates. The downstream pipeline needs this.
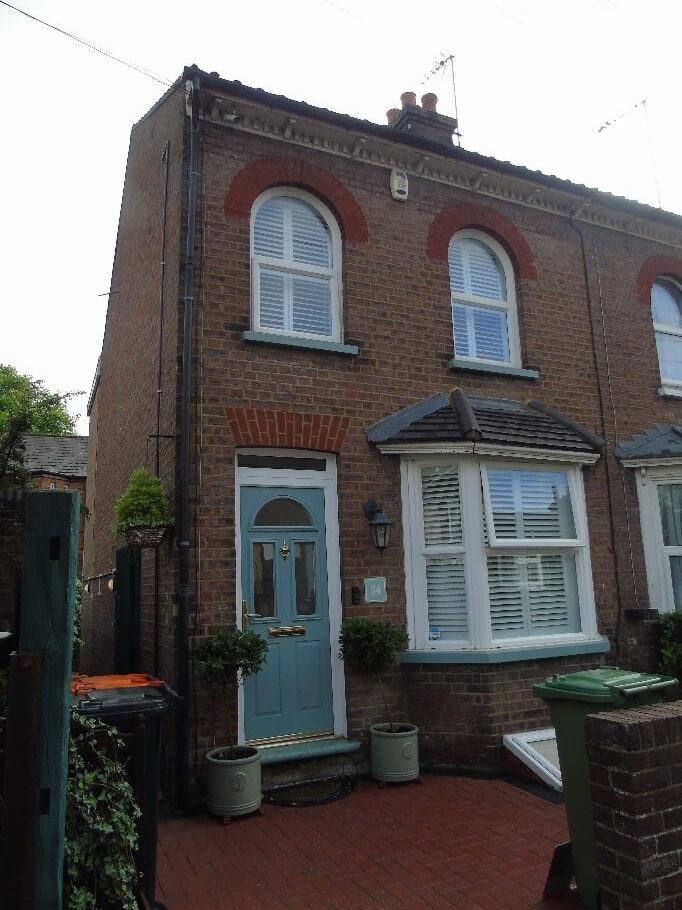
[256,736,360,765]
[256,737,363,790]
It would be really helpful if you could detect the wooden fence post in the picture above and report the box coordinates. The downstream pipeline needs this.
[20,491,79,910]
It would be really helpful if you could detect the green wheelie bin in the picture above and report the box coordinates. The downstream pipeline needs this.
[534,667,677,909]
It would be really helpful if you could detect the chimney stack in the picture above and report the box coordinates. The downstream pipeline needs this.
[386,90,457,146]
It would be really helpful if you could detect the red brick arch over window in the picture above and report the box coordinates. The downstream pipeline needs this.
[427,203,537,279]
[636,256,682,306]
[224,157,368,243]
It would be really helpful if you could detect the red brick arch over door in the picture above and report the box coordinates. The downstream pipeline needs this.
[426,202,537,280]
[636,256,682,306]
[224,157,369,243]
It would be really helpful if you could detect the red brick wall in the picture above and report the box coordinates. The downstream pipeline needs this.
[83,84,185,684]
[587,701,682,909]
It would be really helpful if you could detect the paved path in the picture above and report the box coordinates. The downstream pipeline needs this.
[157,775,581,909]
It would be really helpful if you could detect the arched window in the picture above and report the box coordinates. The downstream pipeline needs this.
[448,231,519,367]
[251,189,342,341]
[652,278,682,389]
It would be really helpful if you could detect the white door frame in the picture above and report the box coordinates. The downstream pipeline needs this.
[235,448,346,743]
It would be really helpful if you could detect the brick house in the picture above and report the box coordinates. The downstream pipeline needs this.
[82,65,682,802]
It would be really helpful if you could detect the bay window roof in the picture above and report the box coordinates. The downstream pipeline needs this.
[366,391,603,456]
[616,425,682,462]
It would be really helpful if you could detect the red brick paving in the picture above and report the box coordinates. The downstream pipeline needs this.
[156,775,582,910]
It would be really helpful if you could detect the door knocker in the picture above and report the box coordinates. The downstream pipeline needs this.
[280,541,290,560]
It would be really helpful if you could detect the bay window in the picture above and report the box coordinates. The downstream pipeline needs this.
[403,456,597,651]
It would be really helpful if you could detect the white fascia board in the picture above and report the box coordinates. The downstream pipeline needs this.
[622,457,682,469]
[376,442,600,465]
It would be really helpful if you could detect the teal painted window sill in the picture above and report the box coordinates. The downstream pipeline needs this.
[448,358,539,380]
[243,331,359,356]
[400,637,610,665]
[256,737,361,765]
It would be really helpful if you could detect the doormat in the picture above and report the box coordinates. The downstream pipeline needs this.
[263,776,355,807]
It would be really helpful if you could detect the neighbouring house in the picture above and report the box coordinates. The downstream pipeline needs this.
[82,65,682,804]
[0,434,88,636]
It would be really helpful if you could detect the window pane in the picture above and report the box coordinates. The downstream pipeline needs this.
[487,469,576,539]
[252,543,275,617]
[655,331,682,382]
[426,556,468,639]
[294,542,316,615]
[652,281,682,329]
[448,238,505,300]
[487,553,580,638]
[254,199,286,258]
[670,556,682,611]
[421,466,462,546]
[291,202,331,267]
[453,303,508,362]
[292,275,332,336]
[254,498,312,526]
[259,269,286,329]
[658,484,682,546]
[468,243,505,299]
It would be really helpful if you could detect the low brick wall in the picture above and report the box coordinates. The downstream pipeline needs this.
[586,700,682,910]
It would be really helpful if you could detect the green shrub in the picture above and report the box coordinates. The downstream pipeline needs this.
[656,612,682,681]
[197,627,268,757]
[114,467,172,533]
[338,617,409,730]
[338,617,408,674]
[64,712,140,910]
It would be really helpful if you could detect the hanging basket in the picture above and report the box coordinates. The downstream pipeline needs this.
[120,525,169,549]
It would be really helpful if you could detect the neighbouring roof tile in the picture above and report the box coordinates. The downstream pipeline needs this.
[616,425,682,461]
[22,435,88,478]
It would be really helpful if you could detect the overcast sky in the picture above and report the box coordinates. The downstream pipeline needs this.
[1,0,680,434]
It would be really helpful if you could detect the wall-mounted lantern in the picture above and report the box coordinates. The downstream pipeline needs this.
[364,500,393,552]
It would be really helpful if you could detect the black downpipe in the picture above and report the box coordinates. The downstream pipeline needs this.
[177,76,201,813]
[154,139,170,679]
[569,212,624,661]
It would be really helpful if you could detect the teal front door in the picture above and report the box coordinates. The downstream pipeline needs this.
[241,486,333,742]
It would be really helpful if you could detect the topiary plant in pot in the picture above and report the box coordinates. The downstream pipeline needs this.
[114,467,173,548]
[339,617,419,783]
[197,626,268,818]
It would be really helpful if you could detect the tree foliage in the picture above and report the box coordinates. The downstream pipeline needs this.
[0,365,79,488]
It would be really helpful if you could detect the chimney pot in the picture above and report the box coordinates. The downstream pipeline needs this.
[400,91,417,109]
[386,108,400,125]
[421,93,438,112]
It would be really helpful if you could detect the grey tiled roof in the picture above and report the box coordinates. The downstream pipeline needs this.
[366,393,602,454]
[615,425,682,461]
[22,435,88,478]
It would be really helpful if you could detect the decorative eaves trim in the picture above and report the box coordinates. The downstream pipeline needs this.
[204,94,682,250]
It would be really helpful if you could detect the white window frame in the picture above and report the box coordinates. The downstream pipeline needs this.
[402,454,598,651]
[250,187,343,343]
[652,277,682,396]
[635,464,682,613]
[448,229,521,369]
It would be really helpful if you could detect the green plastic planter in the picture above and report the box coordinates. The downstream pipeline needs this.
[534,667,677,910]
[206,746,262,818]
[370,723,419,782]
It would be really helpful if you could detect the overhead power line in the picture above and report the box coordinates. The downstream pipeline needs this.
[1,0,172,86]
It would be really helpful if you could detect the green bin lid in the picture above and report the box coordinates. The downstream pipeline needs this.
[533,666,678,702]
